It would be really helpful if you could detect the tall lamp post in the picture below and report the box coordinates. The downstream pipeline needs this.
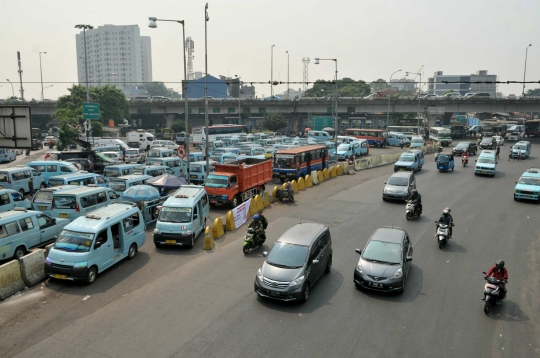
[43,85,53,98]
[406,71,422,133]
[6,79,14,98]
[75,24,93,102]
[386,69,401,128]
[148,16,191,183]
[271,45,275,98]
[315,58,338,138]
[235,75,241,124]
[205,3,210,172]
[286,51,290,99]
[39,52,47,102]
[98,73,116,86]
[522,44,532,97]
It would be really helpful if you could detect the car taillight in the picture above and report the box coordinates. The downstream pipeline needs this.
[76,203,80,213]
[7,177,11,184]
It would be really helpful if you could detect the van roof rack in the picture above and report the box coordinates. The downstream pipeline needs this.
[13,207,27,211]
[85,214,102,220]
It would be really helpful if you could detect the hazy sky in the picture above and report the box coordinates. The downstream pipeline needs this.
[1,0,538,100]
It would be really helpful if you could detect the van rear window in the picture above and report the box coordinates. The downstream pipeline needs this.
[52,195,76,209]
[108,181,126,191]
[0,173,8,182]
[48,179,65,187]
[34,191,53,203]
[0,221,21,238]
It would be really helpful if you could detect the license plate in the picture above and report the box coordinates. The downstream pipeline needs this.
[280,175,286,178]
[522,194,530,198]
[482,170,487,174]
[369,282,382,288]
[38,206,47,210]
[269,290,281,296]
[210,200,217,204]
[54,274,67,280]
[165,240,176,244]
[190,175,197,178]
[59,213,69,218]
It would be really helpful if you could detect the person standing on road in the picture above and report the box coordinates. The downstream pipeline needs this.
[28,177,34,196]
[400,138,404,150]
[496,145,501,159]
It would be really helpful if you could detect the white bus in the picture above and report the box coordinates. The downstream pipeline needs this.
[192,125,248,147]
[429,127,453,146]
[386,126,424,140]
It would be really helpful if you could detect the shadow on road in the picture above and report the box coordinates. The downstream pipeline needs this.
[486,299,529,322]
[441,239,468,253]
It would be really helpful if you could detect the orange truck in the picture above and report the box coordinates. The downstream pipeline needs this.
[205,158,273,208]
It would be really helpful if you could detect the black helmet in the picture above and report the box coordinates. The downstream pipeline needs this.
[443,207,450,215]
[411,189,418,195]
[495,259,505,270]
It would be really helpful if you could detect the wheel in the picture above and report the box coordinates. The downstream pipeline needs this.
[259,187,265,197]
[154,243,160,248]
[300,283,310,303]
[382,197,388,202]
[231,195,239,208]
[279,178,285,184]
[324,255,332,273]
[484,300,491,315]
[187,234,195,249]
[14,246,26,259]
[439,170,442,173]
[439,242,443,250]
[40,182,46,189]
[85,266,97,285]
[406,212,412,221]
[514,195,517,201]
[451,167,454,171]
[394,168,398,172]
[242,244,250,255]
[419,165,422,171]
[127,244,137,259]
[19,188,25,196]
[210,202,216,207]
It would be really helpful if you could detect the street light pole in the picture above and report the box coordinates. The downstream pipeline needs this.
[43,85,53,98]
[39,52,47,102]
[75,24,94,102]
[314,58,338,138]
[406,71,422,134]
[271,45,275,98]
[522,44,532,97]
[148,16,191,183]
[386,69,401,128]
[286,51,289,99]
[205,3,210,173]
[235,75,241,124]
[6,79,14,98]
[98,73,116,86]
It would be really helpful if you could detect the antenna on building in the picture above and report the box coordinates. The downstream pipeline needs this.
[186,37,195,80]
[302,57,310,92]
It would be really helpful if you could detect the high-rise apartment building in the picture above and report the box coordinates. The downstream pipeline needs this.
[428,70,496,96]
[76,24,152,94]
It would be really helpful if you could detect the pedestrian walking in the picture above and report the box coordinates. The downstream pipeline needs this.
[400,138,404,150]
[28,177,34,197]
[517,150,522,161]
[496,145,500,159]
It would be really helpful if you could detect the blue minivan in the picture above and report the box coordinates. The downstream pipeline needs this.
[394,150,425,172]
[336,139,369,160]
[48,172,107,188]
[103,164,143,180]
[26,161,81,185]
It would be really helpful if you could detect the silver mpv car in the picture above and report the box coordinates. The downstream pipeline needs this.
[254,223,333,303]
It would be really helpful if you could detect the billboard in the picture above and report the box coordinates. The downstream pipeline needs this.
[0,105,32,149]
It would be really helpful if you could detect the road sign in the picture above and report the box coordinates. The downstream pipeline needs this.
[312,116,333,130]
[0,105,32,149]
[83,103,100,120]
[427,106,445,115]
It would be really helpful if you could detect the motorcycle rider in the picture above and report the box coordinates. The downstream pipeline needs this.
[409,189,422,214]
[248,214,264,242]
[285,178,294,198]
[258,210,268,241]
[485,259,508,300]
[461,149,469,164]
[435,207,454,238]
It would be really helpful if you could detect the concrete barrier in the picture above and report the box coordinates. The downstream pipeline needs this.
[254,194,264,211]
[297,177,305,191]
[336,165,343,176]
[305,174,313,187]
[380,154,388,165]
[212,218,225,240]
[322,168,329,180]
[311,171,319,185]
[225,210,235,232]
[329,166,336,178]
[263,192,271,207]
[272,186,279,202]
[45,243,54,257]
[0,260,25,301]
[203,227,215,250]
[248,197,258,217]
[291,180,299,193]
[317,170,325,183]
[342,162,349,174]
[19,249,46,287]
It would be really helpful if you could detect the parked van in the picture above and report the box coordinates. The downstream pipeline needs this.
[511,141,531,159]
[410,136,425,148]
[213,147,241,156]
[189,161,216,184]
[132,165,173,177]
[0,148,16,163]
[94,138,129,151]
[189,152,204,163]
[0,188,31,212]
[209,153,238,164]
[336,136,360,144]
[154,185,210,249]
[145,157,188,176]
[26,161,80,185]
[32,185,79,212]
[336,140,368,160]
[48,172,107,188]
[93,145,126,159]
[394,150,424,172]
[45,202,146,284]
[103,164,143,180]
[475,150,497,176]
[106,175,152,199]
[0,208,70,260]
[0,167,46,195]
[253,133,268,140]
[146,148,175,160]
[307,130,332,143]
[50,186,119,220]
[387,132,411,147]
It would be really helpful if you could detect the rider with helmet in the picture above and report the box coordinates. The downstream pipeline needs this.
[436,208,454,237]
[409,189,422,214]
[248,214,264,242]
[486,260,508,299]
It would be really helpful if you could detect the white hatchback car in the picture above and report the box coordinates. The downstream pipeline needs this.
[492,135,504,146]
[101,152,123,164]
[153,140,180,151]
[507,132,523,141]
[124,148,146,163]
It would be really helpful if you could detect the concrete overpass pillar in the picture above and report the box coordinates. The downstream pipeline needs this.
[164,114,177,129]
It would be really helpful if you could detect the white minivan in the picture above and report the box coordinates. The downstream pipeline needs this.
[0,167,46,195]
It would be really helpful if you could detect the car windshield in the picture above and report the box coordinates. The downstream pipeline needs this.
[54,230,94,252]
[513,145,525,150]
[267,242,309,268]
[457,142,469,148]
[52,195,76,209]
[337,144,350,151]
[0,173,8,182]
[510,132,520,136]
[400,155,415,162]
[362,240,402,264]
[275,155,295,169]
[438,154,451,161]
[104,168,120,177]
[387,177,409,186]
[190,165,202,173]
[107,180,126,191]
[206,175,229,188]
[518,177,540,186]
[481,138,492,144]
[439,132,452,139]
[478,158,495,164]
[33,190,53,203]
[412,139,423,143]
[158,206,192,223]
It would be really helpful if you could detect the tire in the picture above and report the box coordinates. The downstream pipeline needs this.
[382,197,388,202]
[439,242,443,250]
[300,283,310,303]
[484,300,491,315]
[325,255,332,273]
[406,212,412,221]
[14,246,26,260]
[40,182,46,189]
[514,195,517,201]
[127,243,137,259]
[154,243,160,248]
[243,244,250,255]
[259,187,265,197]
[231,195,239,208]
[451,167,454,171]
[187,234,195,249]
[86,266,97,285]
[19,188,25,196]
[280,178,285,184]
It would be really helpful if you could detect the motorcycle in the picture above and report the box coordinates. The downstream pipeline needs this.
[435,221,453,249]
[462,155,469,167]
[276,188,294,203]
[405,200,421,220]
[482,272,506,315]
[243,227,264,255]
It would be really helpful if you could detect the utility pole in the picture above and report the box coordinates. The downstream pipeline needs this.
[17,52,24,101]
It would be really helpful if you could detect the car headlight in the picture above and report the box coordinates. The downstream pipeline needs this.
[289,275,305,287]
[356,262,363,273]
[154,228,161,234]
[391,268,403,279]
[515,190,520,193]
[45,257,52,263]
[257,269,263,281]
[73,261,88,268]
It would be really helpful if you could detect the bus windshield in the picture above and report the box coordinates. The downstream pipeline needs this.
[274,155,295,169]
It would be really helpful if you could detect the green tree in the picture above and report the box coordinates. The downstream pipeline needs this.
[171,119,191,133]
[55,108,80,151]
[263,113,287,131]
[443,89,455,94]
[139,81,179,97]
[90,120,103,137]
[526,88,540,96]
[304,78,371,97]
[370,79,388,92]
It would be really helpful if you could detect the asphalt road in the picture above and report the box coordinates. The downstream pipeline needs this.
[1,140,539,358]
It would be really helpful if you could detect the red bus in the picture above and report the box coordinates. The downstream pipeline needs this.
[525,119,540,137]
[273,145,328,183]
[344,128,387,147]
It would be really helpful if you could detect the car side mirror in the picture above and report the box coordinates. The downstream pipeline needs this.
[194,214,198,219]
[263,251,268,257]
[312,259,319,265]
[94,242,102,249]
[383,182,387,184]
[475,160,477,162]
[406,256,413,262]
[515,181,518,184]
[355,249,362,255]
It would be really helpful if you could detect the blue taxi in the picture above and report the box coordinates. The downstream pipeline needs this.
[514,167,540,202]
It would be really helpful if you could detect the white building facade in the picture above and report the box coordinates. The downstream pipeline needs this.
[76,24,152,95]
